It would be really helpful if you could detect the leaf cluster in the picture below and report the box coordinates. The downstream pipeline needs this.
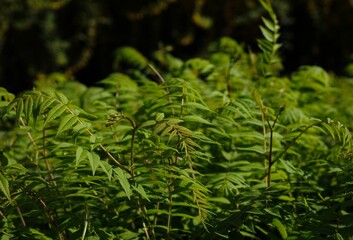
[1,1,353,239]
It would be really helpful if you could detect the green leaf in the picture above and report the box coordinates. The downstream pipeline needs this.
[0,172,11,202]
[44,103,67,126]
[161,126,173,136]
[260,26,274,42]
[166,118,184,125]
[182,115,212,125]
[253,89,266,114]
[57,114,77,135]
[168,129,178,142]
[32,94,43,123]
[237,145,264,154]
[99,161,113,181]
[321,122,336,140]
[24,96,33,123]
[29,228,53,239]
[156,112,165,121]
[139,120,156,129]
[73,122,90,138]
[183,102,211,112]
[280,159,304,176]
[132,184,150,202]
[114,47,148,70]
[15,98,24,125]
[153,122,166,135]
[87,151,100,175]
[258,39,273,52]
[55,91,68,104]
[40,97,56,113]
[264,208,281,218]
[262,17,275,32]
[114,168,132,199]
[90,134,96,144]
[259,0,274,17]
[272,218,287,239]
[75,147,88,167]
[0,101,14,118]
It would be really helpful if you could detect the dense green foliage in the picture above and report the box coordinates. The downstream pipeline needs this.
[1,1,353,239]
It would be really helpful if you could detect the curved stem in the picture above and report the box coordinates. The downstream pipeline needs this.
[271,121,322,166]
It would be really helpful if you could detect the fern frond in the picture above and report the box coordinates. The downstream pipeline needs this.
[113,47,148,70]
[257,0,281,77]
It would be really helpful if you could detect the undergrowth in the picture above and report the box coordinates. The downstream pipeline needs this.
[1,1,353,239]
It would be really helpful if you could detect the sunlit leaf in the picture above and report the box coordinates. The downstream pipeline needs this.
[76,146,88,167]
[87,151,100,175]
[44,103,67,126]
[182,115,212,125]
[57,114,77,135]
[272,218,288,239]
[99,161,113,181]
[139,120,156,129]
[0,172,11,202]
[132,184,150,202]
[114,168,132,199]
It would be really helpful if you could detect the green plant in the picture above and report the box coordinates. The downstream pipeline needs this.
[1,1,353,239]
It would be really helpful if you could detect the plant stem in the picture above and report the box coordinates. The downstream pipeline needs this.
[262,115,268,184]
[62,102,130,174]
[131,127,136,177]
[148,63,165,84]
[81,199,88,240]
[0,210,7,221]
[265,113,280,187]
[271,121,321,166]
[148,63,175,115]
[125,117,153,239]
[20,116,57,185]
[267,126,273,187]
[225,55,240,99]
[19,117,41,170]
[97,143,130,173]
[14,201,26,227]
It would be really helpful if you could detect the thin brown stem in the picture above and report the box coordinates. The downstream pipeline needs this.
[267,127,273,187]
[14,201,26,227]
[120,117,153,239]
[262,115,267,184]
[148,63,165,84]
[97,143,130,173]
[19,117,41,170]
[131,128,136,175]
[0,210,7,221]
[148,63,175,115]
[264,110,281,188]
[62,105,129,173]
[271,121,321,166]
[20,116,58,186]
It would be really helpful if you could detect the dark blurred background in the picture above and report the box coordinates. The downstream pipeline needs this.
[1,0,353,93]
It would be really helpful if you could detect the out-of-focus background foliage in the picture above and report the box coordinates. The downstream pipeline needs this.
[1,0,353,93]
